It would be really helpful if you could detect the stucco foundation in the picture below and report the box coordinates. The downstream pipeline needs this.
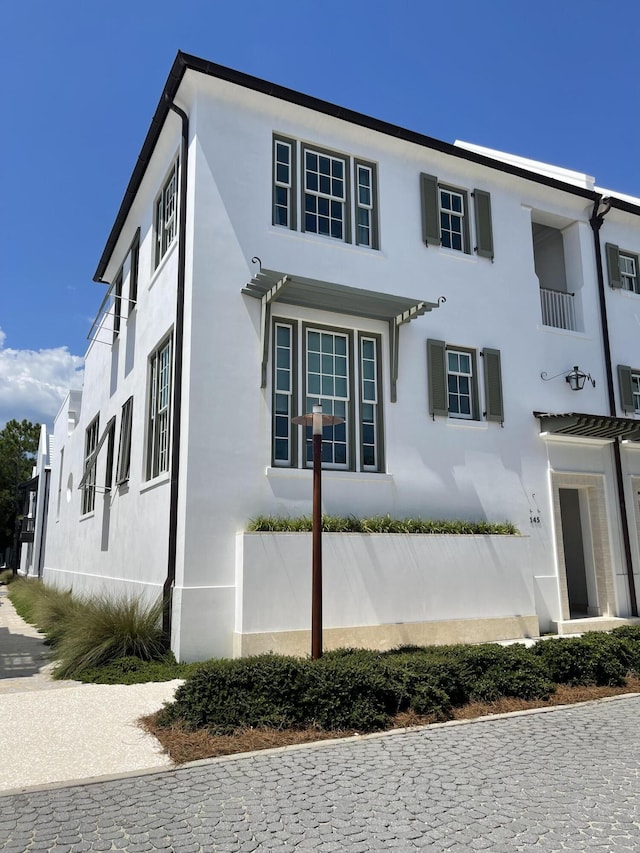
[233,614,540,657]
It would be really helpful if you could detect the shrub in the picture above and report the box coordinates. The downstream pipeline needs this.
[611,626,640,675]
[159,655,309,733]
[77,654,196,684]
[0,568,15,585]
[531,634,628,687]
[445,644,554,702]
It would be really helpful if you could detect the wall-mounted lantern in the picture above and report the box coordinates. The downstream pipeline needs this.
[541,365,596,391]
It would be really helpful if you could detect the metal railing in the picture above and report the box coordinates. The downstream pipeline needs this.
[540,287,577,331]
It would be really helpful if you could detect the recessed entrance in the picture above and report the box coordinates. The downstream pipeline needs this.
[558,488,597,617]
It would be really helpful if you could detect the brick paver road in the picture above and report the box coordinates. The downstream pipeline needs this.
[1,695,639,852]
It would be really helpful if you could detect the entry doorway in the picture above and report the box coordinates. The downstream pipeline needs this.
[558,488,598,618]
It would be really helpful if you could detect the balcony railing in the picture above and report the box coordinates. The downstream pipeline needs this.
[540,287,577,331]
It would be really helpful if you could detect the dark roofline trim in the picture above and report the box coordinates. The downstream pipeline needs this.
[93,50,640,281]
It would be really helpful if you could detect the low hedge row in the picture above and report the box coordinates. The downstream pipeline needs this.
[157,627,640,735]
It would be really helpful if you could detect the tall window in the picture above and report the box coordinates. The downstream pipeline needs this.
[273,138,294,228]
[632,374,640,414]
[154,160,179,268]
[272,321,382,472]
[146,338,172,479]
[129,233,139,315]
[439,189,465,252]
[112,270,123,341]
[273,135,378,249]
[447,349,474,419]
[304,149,347,241]
[621,253,639,294]
[82,416,99,514]
[117,397,133,484]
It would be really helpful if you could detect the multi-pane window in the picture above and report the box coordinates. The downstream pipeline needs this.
[117,397,133,484]
[305,329,349,467]
[632,374,640,414]
[356,164,374,248]
[447,350,474,419]
[439,189,465,252]
[274,139,293,228]
[273,324,294,465]
[82,416,99,514]
[620,254,639,294]
[129,234,139,315]
[146,338,172,479]
[112,270,123,341]
[273,135,378,249]
[360,336,379,469]
[272,321,382,471]
[304,150,346,240]
[154,161,179,268]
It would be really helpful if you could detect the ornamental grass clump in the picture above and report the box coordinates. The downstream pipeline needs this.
[247,514,518,535]
[53,594,168,679]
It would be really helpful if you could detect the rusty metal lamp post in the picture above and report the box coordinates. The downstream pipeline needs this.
[292,405,344,660]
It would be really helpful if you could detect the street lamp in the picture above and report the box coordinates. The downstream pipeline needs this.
[292,405,345,660]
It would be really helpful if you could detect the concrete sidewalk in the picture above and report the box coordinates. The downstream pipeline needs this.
[0,586,181,793]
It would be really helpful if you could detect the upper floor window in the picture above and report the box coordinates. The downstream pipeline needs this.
[146,336,173,479]
[272,320,383,472]
[154,160,179,269]
[116,396,133,484]
[606,243,640,293]
[273,135,379,250]
[112,269,123,341]
[617,364,640,415]
[427,339,504,424]
[420,173,494,260]
[82,416,100,515]
[129,232,140,315]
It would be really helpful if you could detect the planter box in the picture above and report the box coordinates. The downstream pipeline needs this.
[234,532,538,656]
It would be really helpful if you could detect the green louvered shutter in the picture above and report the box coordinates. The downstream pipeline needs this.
[427,339,447,416]
[618,365,634,414]
[483,348,504,423]
[473,189,494,259]
[420,174,440,246]
[606,243,622,288]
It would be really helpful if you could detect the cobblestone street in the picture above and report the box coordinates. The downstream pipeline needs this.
[2,695,640,852]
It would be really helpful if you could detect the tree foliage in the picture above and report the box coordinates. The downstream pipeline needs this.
[0,419,41,554]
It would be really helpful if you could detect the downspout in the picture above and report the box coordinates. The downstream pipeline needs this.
[163,100,189,638]
[589,197,638,616]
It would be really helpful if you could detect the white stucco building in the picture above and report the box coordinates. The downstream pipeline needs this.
[45,52,640,661]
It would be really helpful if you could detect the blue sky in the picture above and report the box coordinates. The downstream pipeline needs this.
[1,0,638,426]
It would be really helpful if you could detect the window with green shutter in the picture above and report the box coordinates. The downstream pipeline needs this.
[427,339,503,423]
[618,364,640,415]
[420,174,494,258]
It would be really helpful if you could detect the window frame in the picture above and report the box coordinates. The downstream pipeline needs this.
[439,186,469,253]
[82,416,100,515]
[420,173,493,259]
[620,251,639,294]
[116,396,134,485]
[446,346,479,420]
[427,339,503,423]
[154,160,179,269]
[272,319,384,472]
[146,335,173,480]
[273,135,379,250]
[112,268,123,342]
[129,231,140,316]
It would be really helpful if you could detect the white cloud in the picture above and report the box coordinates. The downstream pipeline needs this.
[0,328,84,428]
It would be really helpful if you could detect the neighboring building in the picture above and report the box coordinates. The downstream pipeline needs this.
[44,52,640,661]
[17,425,51,579]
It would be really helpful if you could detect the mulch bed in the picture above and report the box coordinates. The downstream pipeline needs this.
[140,675,640,765]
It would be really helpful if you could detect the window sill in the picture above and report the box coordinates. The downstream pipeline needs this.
[446,418,489,431]
[149,240,177,290]
[270,225,384,258]
[79,512,95,522]
[140,472,170,493]
[266,466,393,483]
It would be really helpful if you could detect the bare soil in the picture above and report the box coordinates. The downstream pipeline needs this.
[141,676,640,765]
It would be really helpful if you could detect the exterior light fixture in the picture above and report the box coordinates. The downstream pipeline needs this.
[540,366,596,391]
[565,366,595,391]
[292,405,345,660]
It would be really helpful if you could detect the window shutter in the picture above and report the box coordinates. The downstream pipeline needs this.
[420,174,440,246]
[606,243,622,288]
[427,339,447,416]
[473,189,494,259]
[483,348,504,423]
[618,364,634,414]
